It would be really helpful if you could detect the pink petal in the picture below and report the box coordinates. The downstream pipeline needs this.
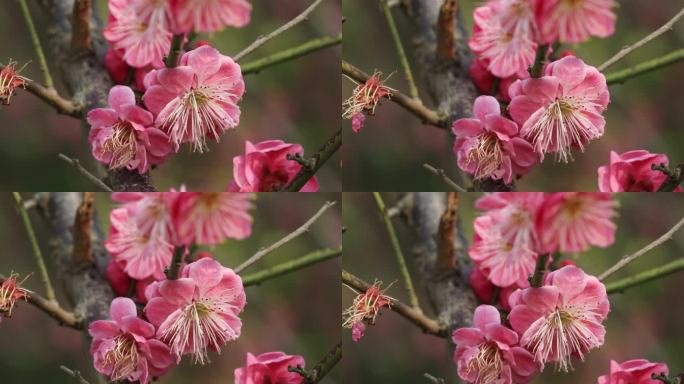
[485,323,518,345]
[157,66,194,94]
[121,315,155,338]
[486,115,518,137]
[186,46,222,79]
[159,278,196,305]
[143,297,178,327]
[186,258,223,290]
[473,95,501,121]
[110,297,138,324]
[108,85,136,113]
[87,108,118,128]
[473,304,501,330]
[451,327,485,346]
[143,85,177,115]
[508,95,542,126]
[452,118,484,137]
[88,320,120,339]
[120,104,154,127]
[549,56,586,90]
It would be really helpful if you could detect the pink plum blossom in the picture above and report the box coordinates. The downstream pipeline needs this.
[228,140,320,192]
[88,86,172,174]
[537,0,616,44]
[89,298,174,384]
[143,45,245,152]
[144,258,246,364]
[105,259,154,303]
[469,267,525,311]
[173,192,254,245]
[0,273,28,323]
[452,305,537,383]
[342,71,393,132]
[536,192,616,253]
[173,0,252,33]
[104,0,174,68]
[508,266,610,372]
[475,192,545,253]
[453,96,537,184]
[342,282,392,343]
[598,359,669,384]
[112,192,179,243]
[470,215,538,288]
[469,0,538,78]
[508,55,610,162]
[0,60,28,105]
[598,150,682,192]
[234,351,305,384]
[469,58,519,102]
[105,207,174,280]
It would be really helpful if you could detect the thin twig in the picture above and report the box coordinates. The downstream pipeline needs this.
[380,0,420,100]
[599,5,684,72]
[342,60,446,128]
[0,65,83,117]
[424,373,447,384]
[18,0,54,88]
[59,365,91,384]
[0,274,81,329]
[599,216,684,281]
[530,254,550,287]
[57,154,113,192]
[606,49,684,85]
[372,193,421,309]
[71,0,91,50]
[234,0,325,61]
[606,258,684,294]
[12,193,57,302]
[242,34,341,75]
[235,201,336,273]
[423,164,467,192]
[165,34,184,68]
[242,247,341,286]
[342,270,446,337]
[654,163,684,192]
[282,128,341,192]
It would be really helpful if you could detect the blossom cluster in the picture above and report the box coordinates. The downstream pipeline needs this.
[87,0,319,191]
[342,281,393,343]
[88,192,305,383]
[453,192,619,383]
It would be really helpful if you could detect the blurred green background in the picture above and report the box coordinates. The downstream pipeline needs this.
[0,192,341,383]
[342,0,684,191]
[343,192,684,383]
[0,1,341,191]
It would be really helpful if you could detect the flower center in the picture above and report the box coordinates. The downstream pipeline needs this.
[466,132,503,179]
[467,341,503,384]
[103,121,138,169]
[524,307,599,372]
[561,195,585,217]
[105,334,139,381]
[199,192,221,209]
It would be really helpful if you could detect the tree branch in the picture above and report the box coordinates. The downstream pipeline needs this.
[605,49,684,85]
[242,34,341,75]
[306,341,342,384]
[598,5,684,72]
[654,163,684,192]
[0,274,82,329]
[599,216,684,281]
[423,163,467,192]
[380,0,420,100]
[282,128,341,192]
[242,247,341,287]
[35,193,115,327]
[37,0,156,191]
[234,201,336,273]
[70,0,91,50]
[342,269,446,337]
[60,366,91,384]
[342,60,446,128]
[57,154,113,192]
[234,0,325,61]
[606,258,684,294]
[18,0,54,88]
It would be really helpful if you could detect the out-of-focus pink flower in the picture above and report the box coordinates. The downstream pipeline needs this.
[475,193,545,253]
[104,48,151,91]
[105,260,153,303]
[469,267,525,311]
[88,86,172,174]
[469,0,538,78]
[89,298,174,384]
[342,71,393,131]
[228,140,319,192]
[173,192,253,245]
[173,0,251,33]
[343,282,392,343]
[597,359,669,384]
[452,305,538,383]
[0,60,28,105]
[508,55,610,162]
[104,0,174,68]
[144,258,246,364]
[234,351,305,384]
[144,45,245,152]
[598,150,682,192]
[470,215,538,288]
[112,192,179,242]
[106,207,174,280]
[453,96,537,184]
[469,58,519,102]
[537,0,616,44]
[508,266,610,372]
[0,273,28,323]
[536,192,616,253]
